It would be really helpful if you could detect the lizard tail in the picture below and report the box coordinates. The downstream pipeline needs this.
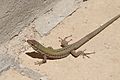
[73,14,120,49]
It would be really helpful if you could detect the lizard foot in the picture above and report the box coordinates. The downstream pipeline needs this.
[34,61,43,66]
[58,35,72,47]
[79,49,95,58]
[34,59,46,66]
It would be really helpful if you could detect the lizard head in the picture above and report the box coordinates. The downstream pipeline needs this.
[27,40,37,46]
[27,40,41,50]
[27,40,46,52]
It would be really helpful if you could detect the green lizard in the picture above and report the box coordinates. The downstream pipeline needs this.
[26,14,120,65]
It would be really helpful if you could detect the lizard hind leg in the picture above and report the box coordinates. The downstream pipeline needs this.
[58,35,72,47]
[71,49,95,58]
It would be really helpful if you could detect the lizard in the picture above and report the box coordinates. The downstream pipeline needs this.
[26,14,120,65]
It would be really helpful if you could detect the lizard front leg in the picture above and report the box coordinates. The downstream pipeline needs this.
[59,36,95,58]
[34,54,47,66]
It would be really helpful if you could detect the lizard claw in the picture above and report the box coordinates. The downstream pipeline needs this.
[34,61,43,66]
[79,49,95,58]
[34,59,46,66]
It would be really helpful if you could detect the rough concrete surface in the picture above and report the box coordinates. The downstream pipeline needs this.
[0,0,82,44]
[0,0,83,79]
[34,0,82,35]
[0,0,60,44]
[0,0,120,80]
[0,53,47,80]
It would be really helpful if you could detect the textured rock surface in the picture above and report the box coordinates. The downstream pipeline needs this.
[34,0,82,35]
[0,0,83,80]
[0,0,82,44]
[0,0,120,80]
[0,53,47,80]
[0,0,60,44]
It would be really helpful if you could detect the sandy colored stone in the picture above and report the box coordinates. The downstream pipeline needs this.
[1,0,120,80]
[22,0,120,80]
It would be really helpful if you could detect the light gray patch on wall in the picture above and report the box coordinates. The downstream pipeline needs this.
[0,0,60,44]
[0,0,83,45]
[35,0,83,36]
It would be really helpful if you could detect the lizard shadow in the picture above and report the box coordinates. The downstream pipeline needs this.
[26,52,44,59]
[26,52,59,60]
